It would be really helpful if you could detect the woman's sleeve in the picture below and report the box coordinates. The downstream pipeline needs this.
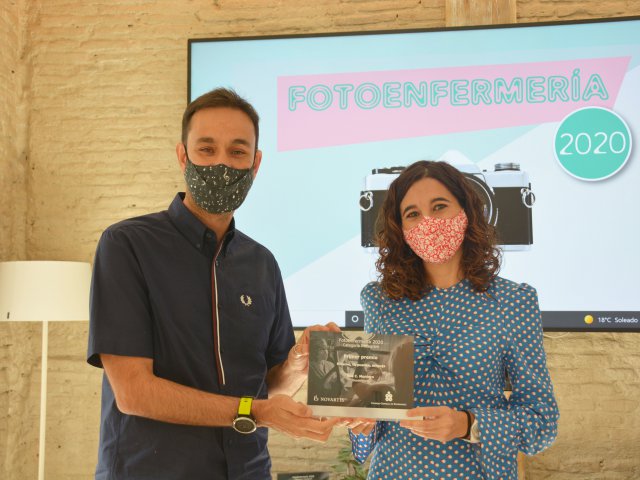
[469,283,559,474]
[349,282,383,463]
[349,423,381,463]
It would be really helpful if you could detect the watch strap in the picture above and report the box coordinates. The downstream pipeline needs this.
[461,410,472,439]
[238,396,253,417]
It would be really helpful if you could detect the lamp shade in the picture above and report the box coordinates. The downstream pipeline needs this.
[0,261,91,322]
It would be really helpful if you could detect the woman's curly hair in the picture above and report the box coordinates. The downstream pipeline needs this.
[375,160,501,300]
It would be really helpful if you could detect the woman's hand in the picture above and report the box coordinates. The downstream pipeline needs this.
[399,406,471,443]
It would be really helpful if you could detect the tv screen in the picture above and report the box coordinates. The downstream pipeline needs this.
[189,17,640,331]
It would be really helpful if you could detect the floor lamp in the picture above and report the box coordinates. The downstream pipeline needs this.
[0,261,92,480]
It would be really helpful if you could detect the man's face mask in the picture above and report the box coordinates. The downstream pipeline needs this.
[183,146,255,214]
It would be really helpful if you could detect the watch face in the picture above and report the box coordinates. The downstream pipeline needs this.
[233,416,257,434]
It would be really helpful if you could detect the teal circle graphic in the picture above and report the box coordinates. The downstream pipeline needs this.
[554,107,632,181]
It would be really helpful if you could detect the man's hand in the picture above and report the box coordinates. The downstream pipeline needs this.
[267,322,341,397]
[399,406,471,443]
[287,322,341,374]
[253,394,340,442]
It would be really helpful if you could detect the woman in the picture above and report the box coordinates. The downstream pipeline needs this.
[347,161,558,479]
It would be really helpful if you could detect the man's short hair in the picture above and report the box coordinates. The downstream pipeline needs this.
[181,88,260,150]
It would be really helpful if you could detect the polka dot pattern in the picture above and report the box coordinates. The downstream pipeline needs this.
[349,277,559,479]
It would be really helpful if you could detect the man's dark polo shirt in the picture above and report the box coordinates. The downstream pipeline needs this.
[87,193,295,480]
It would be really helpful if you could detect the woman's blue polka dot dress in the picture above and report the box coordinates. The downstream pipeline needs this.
[349,277,559,479]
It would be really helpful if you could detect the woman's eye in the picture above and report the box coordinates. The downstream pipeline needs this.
[406,211,418,218]
[433,204,447,212]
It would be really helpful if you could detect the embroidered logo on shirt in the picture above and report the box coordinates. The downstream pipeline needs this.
[240,294,252,307]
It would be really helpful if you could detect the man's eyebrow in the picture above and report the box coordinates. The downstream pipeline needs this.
[231,138,252,147]
[194,137,252,148]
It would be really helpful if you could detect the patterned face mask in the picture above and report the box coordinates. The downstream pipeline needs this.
[183,151,254,214]
[403,209,468,264]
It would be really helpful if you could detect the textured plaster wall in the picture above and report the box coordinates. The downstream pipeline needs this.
[1,1,33,478]
[1,1,639,479]
[0,0,27,262]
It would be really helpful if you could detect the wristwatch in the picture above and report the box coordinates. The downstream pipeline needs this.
[232,397,257,434]
[461,410,481,444]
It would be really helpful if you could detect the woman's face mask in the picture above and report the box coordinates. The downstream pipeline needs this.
[403,209,468,264]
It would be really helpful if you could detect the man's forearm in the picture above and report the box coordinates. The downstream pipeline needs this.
[101,354,337,442]
[116,371,337,443]
[116,372,240,427]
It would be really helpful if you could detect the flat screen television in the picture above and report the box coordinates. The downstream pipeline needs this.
[189,16,640,331]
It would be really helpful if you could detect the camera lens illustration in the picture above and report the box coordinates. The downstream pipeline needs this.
[359,162,535,251]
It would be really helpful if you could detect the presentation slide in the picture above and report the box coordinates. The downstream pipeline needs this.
[190,18,640,331]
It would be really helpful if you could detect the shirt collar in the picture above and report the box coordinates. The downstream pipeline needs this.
[168,193,236,254]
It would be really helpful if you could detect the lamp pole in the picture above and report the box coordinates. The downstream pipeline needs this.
[0,261,92,480]
[38,319,49,480]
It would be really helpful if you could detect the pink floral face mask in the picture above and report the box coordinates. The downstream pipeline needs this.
[403,209,468,263]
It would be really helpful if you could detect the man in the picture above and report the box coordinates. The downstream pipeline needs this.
[87,88,339,479]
